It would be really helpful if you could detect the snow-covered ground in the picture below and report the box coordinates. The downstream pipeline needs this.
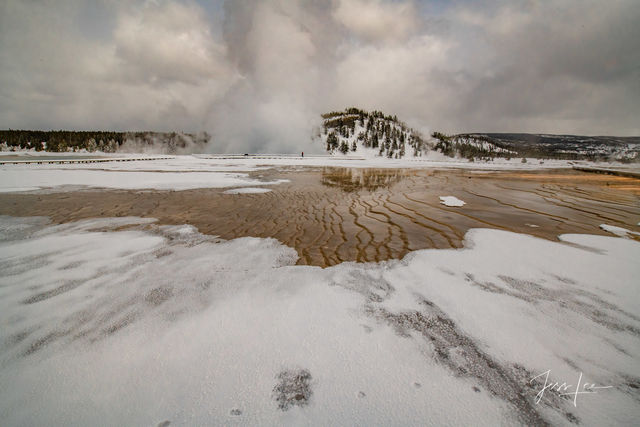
[600,224,640,238]
[1,153,639,194]
[0,216,639,426]
[190,153,636,171]
[0,156,288,192]
[224,187,273,194]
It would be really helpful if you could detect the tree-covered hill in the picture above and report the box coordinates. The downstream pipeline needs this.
[316,107,428,158]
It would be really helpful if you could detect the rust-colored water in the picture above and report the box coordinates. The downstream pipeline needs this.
[1,168,638,267]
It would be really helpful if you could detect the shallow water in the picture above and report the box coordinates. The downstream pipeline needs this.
[0,167,638,266]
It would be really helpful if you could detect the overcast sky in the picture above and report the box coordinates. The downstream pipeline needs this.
[1,0,638,152]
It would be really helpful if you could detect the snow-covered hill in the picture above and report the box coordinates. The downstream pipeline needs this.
[432,133,517,160]
[315,108,428,158]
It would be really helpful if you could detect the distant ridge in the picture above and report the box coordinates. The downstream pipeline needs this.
[0,130,210,154]
[431,132,640,162]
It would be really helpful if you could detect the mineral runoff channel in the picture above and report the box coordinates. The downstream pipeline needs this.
[0,166,638,267]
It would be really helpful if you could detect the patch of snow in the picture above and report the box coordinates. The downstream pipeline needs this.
[599,224,640,238]
[223,187,273,194]
[439,196,466,207]
[0,167,288,193]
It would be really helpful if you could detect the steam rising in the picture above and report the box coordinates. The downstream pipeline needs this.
[210,1,337,154]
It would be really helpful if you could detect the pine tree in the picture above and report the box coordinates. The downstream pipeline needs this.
[327,132,338,151]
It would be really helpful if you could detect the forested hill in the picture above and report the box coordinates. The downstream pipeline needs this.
[316,108,428,158]
[0,130,210,154]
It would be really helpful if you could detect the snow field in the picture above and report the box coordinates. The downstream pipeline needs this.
[1,216,638,425]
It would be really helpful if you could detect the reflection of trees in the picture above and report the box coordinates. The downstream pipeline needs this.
[320,168,410,192]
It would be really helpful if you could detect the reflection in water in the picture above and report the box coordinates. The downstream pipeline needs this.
[321,168,413,192]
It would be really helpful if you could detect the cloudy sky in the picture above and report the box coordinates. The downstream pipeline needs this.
[0,0,638,152]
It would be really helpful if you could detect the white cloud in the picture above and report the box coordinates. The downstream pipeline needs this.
[113,1,230,85]
[332,0,419,43]
[0,0,236,133]
[332,34,450,133]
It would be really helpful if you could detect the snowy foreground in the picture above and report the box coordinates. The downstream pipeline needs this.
[1,216,639,426]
